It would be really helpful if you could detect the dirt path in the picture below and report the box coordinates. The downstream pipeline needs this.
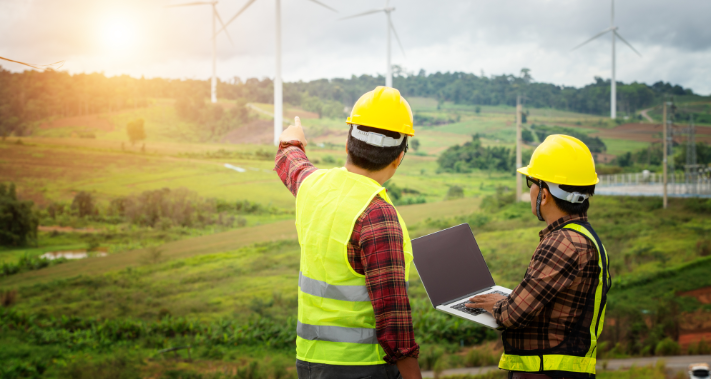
[0,198,477,288]
[640,107,655,123]
[422,355,711,378]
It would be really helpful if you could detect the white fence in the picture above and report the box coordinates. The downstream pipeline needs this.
[597,167,711,198]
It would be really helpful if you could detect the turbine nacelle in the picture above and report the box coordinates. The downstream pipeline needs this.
[340,2,406,88]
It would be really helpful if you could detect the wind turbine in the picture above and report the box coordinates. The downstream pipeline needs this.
[572,0,641,119]
[340,0,405,88]
[166,1,236,104]
[217,0,338,146]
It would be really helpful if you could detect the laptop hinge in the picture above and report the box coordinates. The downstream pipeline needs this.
[441,286,493,306]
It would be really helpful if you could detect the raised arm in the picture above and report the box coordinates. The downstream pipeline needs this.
[274,117,317,196]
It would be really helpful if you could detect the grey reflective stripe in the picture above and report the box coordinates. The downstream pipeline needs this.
[297,321,378,345]
[299,272,370,302]
[299,272,411,301]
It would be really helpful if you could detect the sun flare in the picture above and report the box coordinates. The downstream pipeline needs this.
[101,16,137,51]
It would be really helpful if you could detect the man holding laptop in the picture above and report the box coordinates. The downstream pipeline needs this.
[466,135,611,379]
[413,135,610,379]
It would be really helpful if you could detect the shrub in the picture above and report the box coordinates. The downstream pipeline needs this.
[420,345,445,371]
[446,185,464,199]
[438,135,516,173]
[464,345,500,367]
[0,182,39,246]
[1,289,17,307]
[655,337,680,356]
[60,352,142,379]
[126,119,146,145]
[698,239,711,257]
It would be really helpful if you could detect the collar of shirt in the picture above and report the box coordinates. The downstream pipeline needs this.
[538,213,588,240]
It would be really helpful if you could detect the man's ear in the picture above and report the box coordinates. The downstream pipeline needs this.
[345,140,348,154]
[392,151,405,169]
[540,187,550,206]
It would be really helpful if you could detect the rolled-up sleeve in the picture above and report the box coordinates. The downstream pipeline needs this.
[274,141,317,197]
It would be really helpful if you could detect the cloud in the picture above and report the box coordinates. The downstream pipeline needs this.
[1,0,710,94]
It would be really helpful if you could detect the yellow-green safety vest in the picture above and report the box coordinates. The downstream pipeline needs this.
[499,221,611,376]
[294,167,414,366]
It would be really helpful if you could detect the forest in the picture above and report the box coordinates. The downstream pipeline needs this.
[0,65,704,138]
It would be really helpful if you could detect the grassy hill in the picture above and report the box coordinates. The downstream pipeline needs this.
[2,96,711,378]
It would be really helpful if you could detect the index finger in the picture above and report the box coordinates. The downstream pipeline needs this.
[294,116,302,128]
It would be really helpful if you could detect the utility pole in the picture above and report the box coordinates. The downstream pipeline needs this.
[662,101,668,209]
[516,95,523,202]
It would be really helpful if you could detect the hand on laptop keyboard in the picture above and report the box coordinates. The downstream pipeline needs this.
[452,291,508,316]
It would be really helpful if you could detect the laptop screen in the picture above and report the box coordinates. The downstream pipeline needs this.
[412,223,496,306]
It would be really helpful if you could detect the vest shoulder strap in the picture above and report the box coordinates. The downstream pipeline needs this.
[562,221,612,291]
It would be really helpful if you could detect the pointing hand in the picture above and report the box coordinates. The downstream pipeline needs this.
[279,116,307,146]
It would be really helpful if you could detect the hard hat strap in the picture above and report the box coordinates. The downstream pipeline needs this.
[535,180,545,222]
[351,125,405,148]
[543,181,590,204]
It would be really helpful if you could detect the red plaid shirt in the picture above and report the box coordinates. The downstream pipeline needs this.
[274,141,419,364]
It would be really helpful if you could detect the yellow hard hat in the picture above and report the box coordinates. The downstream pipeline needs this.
[517,134,599,186]
[346,86,415,136]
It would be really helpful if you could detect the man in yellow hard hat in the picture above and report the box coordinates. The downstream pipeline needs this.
[274,86,422,379]
[467,135,611,379]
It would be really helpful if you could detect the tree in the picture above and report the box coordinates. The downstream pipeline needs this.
[411,138,420,152]
[71,191,95,217]
[126,119,146,145]
[522,129,534,143]
[0,183,39,246]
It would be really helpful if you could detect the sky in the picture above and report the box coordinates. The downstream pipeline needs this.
[1,0,710,94]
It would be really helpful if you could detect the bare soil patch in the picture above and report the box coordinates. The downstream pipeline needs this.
[221,120,273,144]
[562,122,711,144]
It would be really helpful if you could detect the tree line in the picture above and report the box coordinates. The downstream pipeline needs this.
[1,65,703,138]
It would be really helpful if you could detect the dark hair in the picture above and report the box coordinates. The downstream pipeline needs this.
[346,125,408,171]
[541,182,596,215]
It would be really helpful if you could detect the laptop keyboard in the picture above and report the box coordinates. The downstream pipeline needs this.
[450,291,509,316]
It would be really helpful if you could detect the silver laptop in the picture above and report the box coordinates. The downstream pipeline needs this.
[412,223,512,329]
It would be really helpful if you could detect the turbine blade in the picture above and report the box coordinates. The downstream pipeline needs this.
[339,9,384,21]
[614,31,642,57]
[214,9,236,49]
[572,27,613,50]
[306,0,338,13]
[165,2,212,8]
[218,0,258,35]
[389,18,406,58]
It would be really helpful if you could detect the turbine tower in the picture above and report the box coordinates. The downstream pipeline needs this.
[572,0,641,119]
[166,1,236,103]
[218,0,338,146]
[340,0,405,88]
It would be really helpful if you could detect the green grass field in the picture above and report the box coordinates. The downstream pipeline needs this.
[2,97,709,378]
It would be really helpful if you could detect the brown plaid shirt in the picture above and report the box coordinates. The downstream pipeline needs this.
[493,214,600,353]
[274,141,419,364]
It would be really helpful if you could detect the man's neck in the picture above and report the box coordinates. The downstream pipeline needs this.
[344,162,391,185]
[542,207,569,226]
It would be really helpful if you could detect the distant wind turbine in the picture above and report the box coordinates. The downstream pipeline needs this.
[572,0,641,120]
[166,1,236,104]
[340,0,405,88]
[218,0,338,146]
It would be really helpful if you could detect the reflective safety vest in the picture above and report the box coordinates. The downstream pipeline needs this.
[294,168,414,365]
[499,221,612,376]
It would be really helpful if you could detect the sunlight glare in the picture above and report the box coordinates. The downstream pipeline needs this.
[102,16,137,52]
